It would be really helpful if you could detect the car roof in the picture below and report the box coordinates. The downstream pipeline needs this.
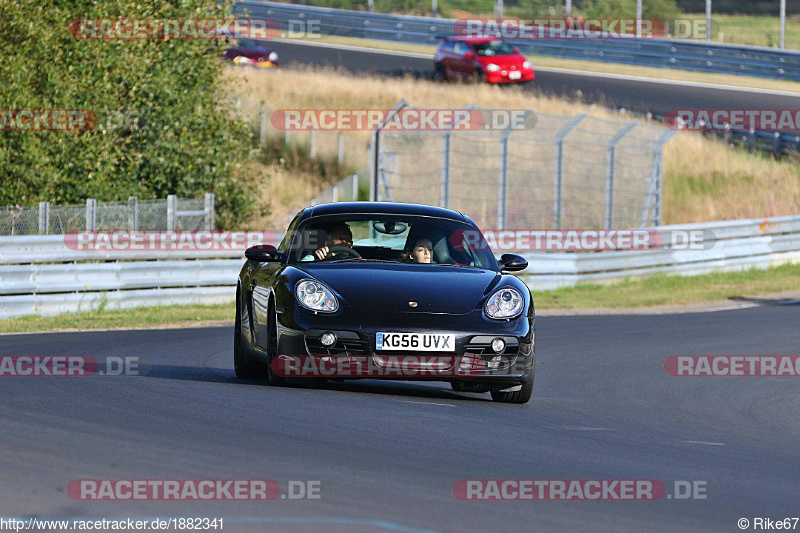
[444,36,499,43]
[299,202,468,223]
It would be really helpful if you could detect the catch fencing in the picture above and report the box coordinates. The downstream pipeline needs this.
[2,214,798,317]
[0,194,216,236]
[370,100,677,230]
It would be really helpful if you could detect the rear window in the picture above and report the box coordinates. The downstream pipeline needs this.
[440,40,456,52]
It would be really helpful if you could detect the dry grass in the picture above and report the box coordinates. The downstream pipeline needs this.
[229,66,800,226]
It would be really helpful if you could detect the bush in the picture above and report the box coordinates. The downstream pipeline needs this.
[0,0,259,227]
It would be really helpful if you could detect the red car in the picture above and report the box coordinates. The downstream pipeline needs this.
[434,36,534,84]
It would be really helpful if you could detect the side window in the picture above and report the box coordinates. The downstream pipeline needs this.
[454,42,471,56]
[442,40,455,53]
[278,214,301,253]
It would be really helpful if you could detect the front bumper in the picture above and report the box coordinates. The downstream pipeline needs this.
[273,309,534,384]
[486,69,535,84]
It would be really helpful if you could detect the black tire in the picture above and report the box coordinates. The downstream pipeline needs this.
[233,287,260,379]
[265,301,285,386]
[490,368,534,404]
[471,68,485,83]
[451,381,488,393]
[434,62,447,81]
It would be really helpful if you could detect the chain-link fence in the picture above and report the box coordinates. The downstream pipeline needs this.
[370,100,677,229]
[0,194,215,236]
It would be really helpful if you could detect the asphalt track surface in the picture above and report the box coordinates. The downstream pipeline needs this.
[265,40,800,120]
[2,303,799,532]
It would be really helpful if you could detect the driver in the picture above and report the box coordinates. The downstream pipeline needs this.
[301,223,355,261]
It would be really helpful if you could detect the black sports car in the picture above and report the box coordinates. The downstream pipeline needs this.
[234,202,535,403]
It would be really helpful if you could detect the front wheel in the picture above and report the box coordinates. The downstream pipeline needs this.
[434,62,447,81]
[490,367,534,404]
[233,287,260,379]
[265,302,285,386]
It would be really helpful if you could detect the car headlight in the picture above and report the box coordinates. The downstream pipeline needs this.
[269,51,278,62]
[484,287,524,320]
[486,63,501,72]
[522,61,532,69]
[296,279,339,313]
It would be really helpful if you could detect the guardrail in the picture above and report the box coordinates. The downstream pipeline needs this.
[236,1,800,81]
[1,214,799,318]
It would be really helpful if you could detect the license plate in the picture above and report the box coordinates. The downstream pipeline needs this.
[376,332,455,352]
[509,71,521,80]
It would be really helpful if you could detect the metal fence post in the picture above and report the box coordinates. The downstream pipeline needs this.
[167,195,176,231]
[604,121,638,229]
[553,114,586,229]
[640,130,678,227]
[38,201,49,235]
[285,129,290,146]
[338,131,344,165]
[128,196,138,230]
[369,130,379,202]
[310,129,316,158]
[260,103,267,146]
[497,131,509,230]
[204,193,215,230]
[86,199,96,231]
[440,132,450,209]
[332,184,339,203]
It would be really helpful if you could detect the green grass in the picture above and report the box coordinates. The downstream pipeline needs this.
[532,262,800,309]
[682,13,800,49]
[2,263,799,334]
[0,303,235,335]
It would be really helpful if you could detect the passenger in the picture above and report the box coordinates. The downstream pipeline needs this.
[400,238,433,264]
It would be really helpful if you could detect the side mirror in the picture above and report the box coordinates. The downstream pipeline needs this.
[464,52,474,59]
[245,244,282,263]
[498,253,527,272]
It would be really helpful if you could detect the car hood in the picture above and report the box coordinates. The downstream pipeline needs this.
[478,54,525,68]
[299,263,500,315]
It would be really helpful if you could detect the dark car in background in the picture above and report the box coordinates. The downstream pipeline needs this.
[434,36,534,83]
[234,202,536,404]
[220,34,279,68]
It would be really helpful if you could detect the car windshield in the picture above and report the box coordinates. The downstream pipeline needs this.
[286,214,499,270]
[473,40,516,56]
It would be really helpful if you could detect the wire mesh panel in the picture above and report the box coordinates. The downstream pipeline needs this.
[373,101,677,229]
[0,196,213,235]
[0,206,39,236]
[96,201,131,230]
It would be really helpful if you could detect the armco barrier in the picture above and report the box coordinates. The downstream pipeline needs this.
[1,214,799,318]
